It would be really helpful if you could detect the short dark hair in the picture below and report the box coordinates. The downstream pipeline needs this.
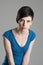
[16,6,34,23]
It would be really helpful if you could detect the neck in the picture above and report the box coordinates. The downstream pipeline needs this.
[16,27,28,35]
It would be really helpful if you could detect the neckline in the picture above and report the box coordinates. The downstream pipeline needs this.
[11,29,30,49]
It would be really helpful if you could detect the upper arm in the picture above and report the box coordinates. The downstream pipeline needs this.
[2,30,15,65]
[2,30,13,57]
[3,36,12,57]
[3,36,15,65]
[27,38,36,55]
[22,30,36,65]
[28,30,36,55]
[22,39,36,65]
[23,38,36,58]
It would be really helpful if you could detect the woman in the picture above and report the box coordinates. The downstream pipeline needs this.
[2,6,36,65]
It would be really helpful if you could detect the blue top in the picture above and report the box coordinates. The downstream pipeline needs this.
[2,29,36,65]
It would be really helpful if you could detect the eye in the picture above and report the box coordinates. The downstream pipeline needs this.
[27,20,30,22]
[20,19,24,22]
[20,19,22,22]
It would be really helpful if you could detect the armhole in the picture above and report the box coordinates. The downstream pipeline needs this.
[30,30,36,42]
[2,30,11,44]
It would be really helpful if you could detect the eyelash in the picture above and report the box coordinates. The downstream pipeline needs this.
[27,21,30,22]
[20,19,31,22]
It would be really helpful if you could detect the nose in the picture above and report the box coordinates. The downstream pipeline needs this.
[23,21,27,26]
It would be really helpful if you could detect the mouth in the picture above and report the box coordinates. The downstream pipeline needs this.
[21,26,27,29]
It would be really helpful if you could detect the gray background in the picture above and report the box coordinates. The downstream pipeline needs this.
[0,0,43,65]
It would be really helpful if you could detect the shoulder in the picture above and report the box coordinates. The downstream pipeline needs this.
[2,29,12,36]
[29,29,36,41]
[29,29,36,35]
[3,29,11,34]
[2,29,12,43]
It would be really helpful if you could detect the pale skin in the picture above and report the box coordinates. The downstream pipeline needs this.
[3,16,36,65]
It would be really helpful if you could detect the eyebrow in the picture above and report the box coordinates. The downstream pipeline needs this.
[27,19,32,21]
[21,19,32,21]
[20,17,32,22]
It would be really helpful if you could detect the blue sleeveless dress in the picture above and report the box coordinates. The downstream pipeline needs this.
[2,29,36,65]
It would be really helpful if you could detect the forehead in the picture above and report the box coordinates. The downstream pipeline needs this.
[22,16,32,21]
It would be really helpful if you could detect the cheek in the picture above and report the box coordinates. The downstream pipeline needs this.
[29,22,32,26]
[19,23,23,27]
[27,22,32,27]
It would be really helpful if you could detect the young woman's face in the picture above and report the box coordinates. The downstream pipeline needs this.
[18,16,32,31]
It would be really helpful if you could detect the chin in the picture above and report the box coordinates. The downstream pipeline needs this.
[23,28,28,31]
